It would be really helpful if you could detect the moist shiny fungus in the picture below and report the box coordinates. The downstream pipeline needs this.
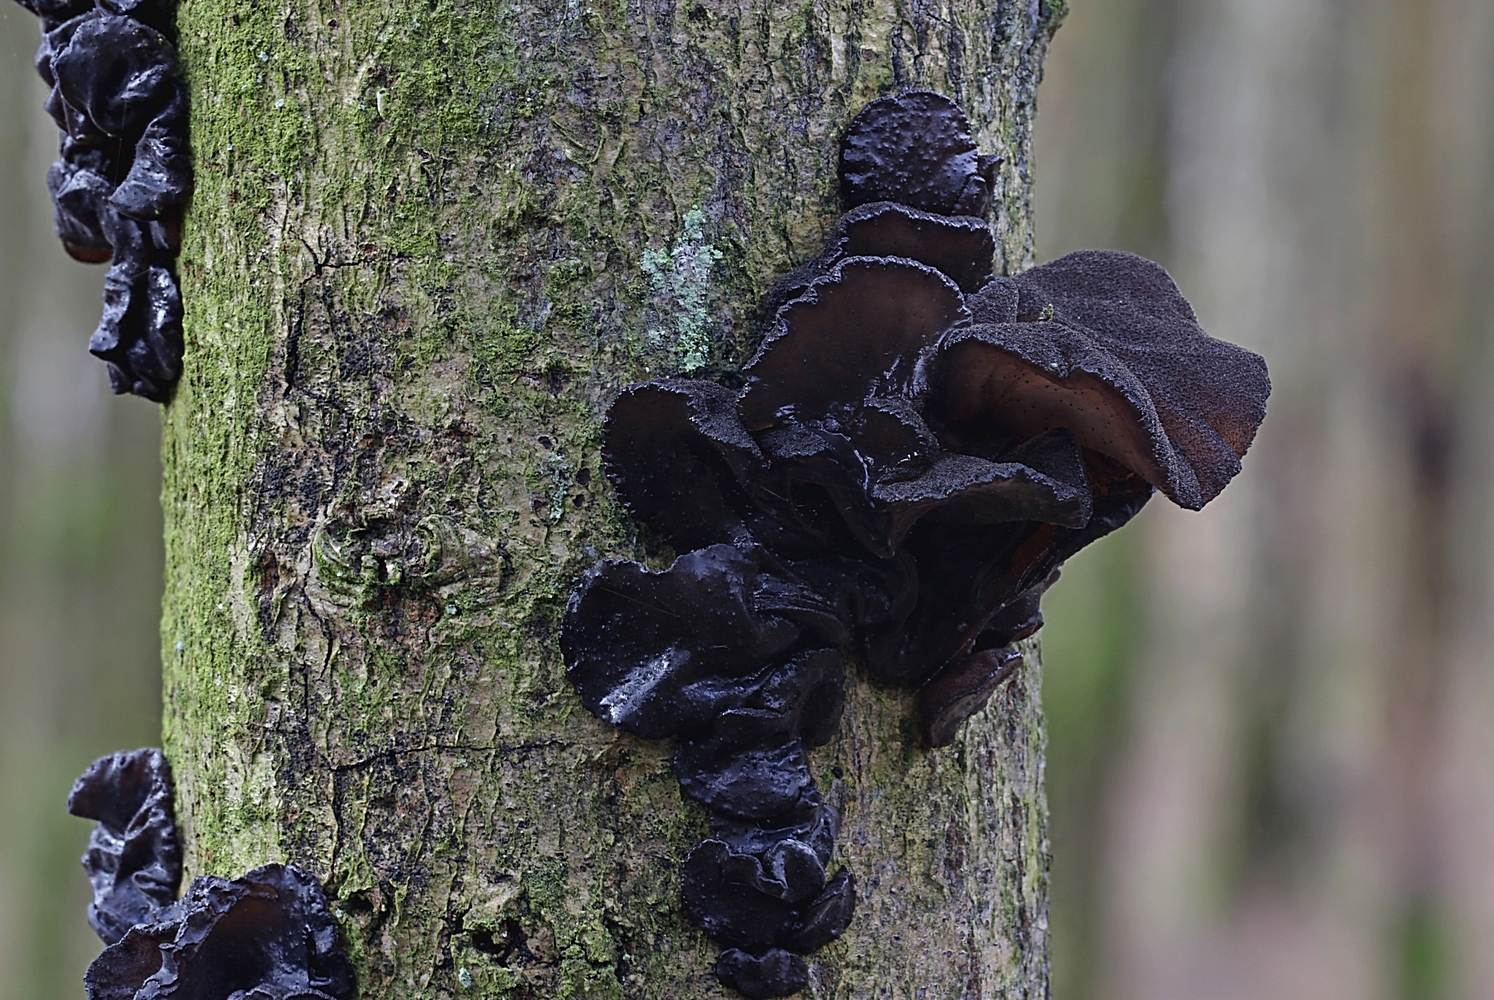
[11,0,191,401]
[840,90,1001,217]
[783,867,856,953]
[682,840,819,954]
[50,11,177,138]
[67,749,181,945]
[684,838,855,998]
[92,261,184,401]
[716,948,810,1000]
[84,864,355,1000]
[49,162,117,262]
[110,82,192,224]
[601,380,767,553]
[565,548,855,997]
[919,644,1025,747]
[673,647,845,821]
[561,545,845,740]
[563,89,1271,998]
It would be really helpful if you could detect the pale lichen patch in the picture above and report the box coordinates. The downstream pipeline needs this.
[640,208,724,375]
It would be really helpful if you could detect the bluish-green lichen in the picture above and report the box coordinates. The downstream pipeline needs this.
[641,208,724,375]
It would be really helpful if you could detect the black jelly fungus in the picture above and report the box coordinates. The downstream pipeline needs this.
[70,752,355,1000]
[84,863,355,1000]
[11,0,191,401]
[839,90,1001,218]
[936,250,1272,510]
[67,748,181,945]
[919,645,1024,747]
[716,948,810,1000]
[563,91,1270,997]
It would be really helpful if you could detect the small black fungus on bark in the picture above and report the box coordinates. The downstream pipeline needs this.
[66,748,181,945]
[11,0,192,401]
[563,90,1271,997]
[563,546,845,741]
[839,91,1001,218]
[716,948,810,1000]
[70,751,355,1000]
[918,644,1024,747]
[85,863,355,1000]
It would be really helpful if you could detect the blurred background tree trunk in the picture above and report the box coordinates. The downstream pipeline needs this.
[0,10,165,1000]
[155,2,1061,997]
[1039,1,1494,999]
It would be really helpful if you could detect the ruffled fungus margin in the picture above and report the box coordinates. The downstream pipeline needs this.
[11,0,192,401]
[67,749,355,1000]
[563,90,1270,998]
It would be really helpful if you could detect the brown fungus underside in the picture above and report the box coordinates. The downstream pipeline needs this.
[561,90,1271,999]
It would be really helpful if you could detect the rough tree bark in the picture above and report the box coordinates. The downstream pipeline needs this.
[161,1,1062,996]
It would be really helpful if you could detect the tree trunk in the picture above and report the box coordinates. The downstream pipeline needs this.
[161,1,1060,996]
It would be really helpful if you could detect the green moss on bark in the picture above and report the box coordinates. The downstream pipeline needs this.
[163,1,1059,995]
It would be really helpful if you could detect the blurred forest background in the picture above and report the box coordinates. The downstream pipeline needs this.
[0,4,166,999]
[2,1,1492,998]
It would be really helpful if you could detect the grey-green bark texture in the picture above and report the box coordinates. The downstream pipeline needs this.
[162,1,1062,996]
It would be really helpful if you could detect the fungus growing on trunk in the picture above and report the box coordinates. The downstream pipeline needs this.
[69,751,356,1000]
[935,250,1272,509]
[564,89,1270,998]
[760,200,996,317]
[833,202,995,293]
[10,0,192,401]
[839,90,1001,218]
[84,864,355,1000]
[66,749,181,945]
[563,545,845,739]
[601,381,769,553]
[741,257,1095,565]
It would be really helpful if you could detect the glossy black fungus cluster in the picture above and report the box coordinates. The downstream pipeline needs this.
[67,749,182,945]
[12,0,191,401]
[69,751,355,1000]
[563,91,1272,998]
[86,864,355,1000]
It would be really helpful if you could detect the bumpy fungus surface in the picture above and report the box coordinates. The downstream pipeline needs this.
[839,91,1001,218]
[565,90,1271,998]
[11,0,191,401]
[85,863,355,1000]
[937,251,1271,510]
[67,748,182,945]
